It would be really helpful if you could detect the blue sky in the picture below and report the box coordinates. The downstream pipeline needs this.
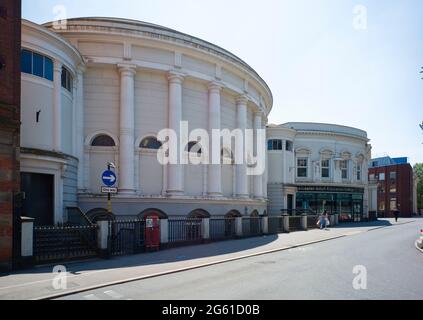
[23,0,423,165]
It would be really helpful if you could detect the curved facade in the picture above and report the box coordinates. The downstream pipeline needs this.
[267,122,371,221]
[21,18,272,224]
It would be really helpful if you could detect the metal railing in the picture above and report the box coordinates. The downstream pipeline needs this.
[168,217,203,245]
[33,224,98,263]
[209,217,236,240]
[108,219,146,256]
[268,216,284,234]
[288,216,302,232]
[241,217,262,237]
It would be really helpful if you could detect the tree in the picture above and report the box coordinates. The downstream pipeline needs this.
[414,163,423,211]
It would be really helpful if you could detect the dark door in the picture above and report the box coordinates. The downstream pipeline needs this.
[287,194,293,214]
[21,172,54,226]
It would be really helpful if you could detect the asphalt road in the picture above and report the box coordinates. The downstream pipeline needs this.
[59,219,423,300]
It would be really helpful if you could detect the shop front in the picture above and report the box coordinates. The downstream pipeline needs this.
[296,186,364,222]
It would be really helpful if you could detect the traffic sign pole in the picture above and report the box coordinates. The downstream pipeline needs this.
[107,163,112,212]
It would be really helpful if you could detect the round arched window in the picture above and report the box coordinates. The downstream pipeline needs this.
[91,135,115,147]
[140,136,162,149]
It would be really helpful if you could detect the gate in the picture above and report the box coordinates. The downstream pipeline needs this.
[33,225,98,263]
[108,219,147,256]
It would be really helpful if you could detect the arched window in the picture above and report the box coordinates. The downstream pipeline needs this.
[91,135,115,147]
[140,136,162,149]
[186,141,202,155]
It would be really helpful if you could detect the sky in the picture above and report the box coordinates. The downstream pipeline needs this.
[22,0,423,165]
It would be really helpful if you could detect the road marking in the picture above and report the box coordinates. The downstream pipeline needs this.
[83,294,100,300]
[104,290,124,299]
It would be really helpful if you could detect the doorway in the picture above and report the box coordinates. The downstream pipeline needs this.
[21,172,54,226]
[287,194,293,215]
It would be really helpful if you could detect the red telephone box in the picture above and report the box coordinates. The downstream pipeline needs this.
[145,215,160,251]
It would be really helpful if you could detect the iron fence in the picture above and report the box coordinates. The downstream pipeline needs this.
[268,216,284,234]
[168,217,203,245]
[241,217,262,237]
[209,217,236,240]
[307,215,320,229]
[108,219,146,256]
[33,225,98,263]
[289,216,303,232]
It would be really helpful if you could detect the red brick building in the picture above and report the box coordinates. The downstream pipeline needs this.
[0,0,21,271]
[368,158,414,218]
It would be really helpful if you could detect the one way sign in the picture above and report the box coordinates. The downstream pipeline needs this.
[102,170,117,186]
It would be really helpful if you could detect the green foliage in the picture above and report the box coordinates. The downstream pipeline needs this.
[414,163,423,209]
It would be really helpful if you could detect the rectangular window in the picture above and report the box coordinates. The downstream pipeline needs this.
[267,139,282,151]
[369,173,375,181]
[297,158,308,177]
[341,160,348,179]
[321,159,330,178]
[44,57,53,81]
[285,141,293,152]
[21,49,32,74]
[356,164,361,181]
[390,198,397,211]
[379,201,385,211]
[32,53,44,78]
[379,172,385,181]
[389,171,396,180]
[61,66,73,92]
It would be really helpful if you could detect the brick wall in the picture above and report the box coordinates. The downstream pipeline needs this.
[0,0,21,271]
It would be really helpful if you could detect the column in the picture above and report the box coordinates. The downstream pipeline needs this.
[167,72,184,196]
[253,112,263,198]
[118,64,136,194]
[53,60,62,151]
[236,95,249,198]
[75,66,86,192]
[208,82,222,197]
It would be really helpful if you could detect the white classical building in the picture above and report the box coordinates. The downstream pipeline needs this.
[20,18,272,224]
[266,122,372,222]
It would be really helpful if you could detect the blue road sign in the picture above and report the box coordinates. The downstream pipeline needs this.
[102,170,117,187]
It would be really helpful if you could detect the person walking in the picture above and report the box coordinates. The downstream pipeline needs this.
[317,211,326,230]
[393,210,399,223]
[324,210,330,230]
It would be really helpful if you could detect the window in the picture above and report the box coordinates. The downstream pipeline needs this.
[390,184,397,193]
[21,49,54,81]
[341,160,348,179]
[379,173,385,181]
[285,141,293,152]
[297,158,308,178]
[389,171,396,180]
[321,159,330,178]
[267,139,282,151]
[140,137,162,149]
[61,66,73,92]
[91,135,115,147]
[356,164,361,181]
[369,174,375,181]
[390,198,397,211]
[379,201,385,211]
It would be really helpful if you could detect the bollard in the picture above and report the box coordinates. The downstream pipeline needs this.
[301,214,307,231]
[329,215,335,227]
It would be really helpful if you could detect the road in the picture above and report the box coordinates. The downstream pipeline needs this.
[59,219,423,300]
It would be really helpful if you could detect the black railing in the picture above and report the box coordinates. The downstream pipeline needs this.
[288,216,302,232]
[307,215,320,229]
[33,225,98,263]
[241,217,262,237]
[209,217,236,240]
[168,217,203,245]
[268,216,284,234]
[108,219,146,256]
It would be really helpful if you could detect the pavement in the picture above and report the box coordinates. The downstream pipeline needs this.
[0,218,419,300]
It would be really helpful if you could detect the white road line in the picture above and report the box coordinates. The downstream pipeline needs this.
[83,294,100,300]
[104,290,124,299]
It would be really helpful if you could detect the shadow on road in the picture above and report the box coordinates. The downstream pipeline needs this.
[334,220,393,229]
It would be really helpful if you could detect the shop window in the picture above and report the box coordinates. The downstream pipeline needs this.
[297,157,308,178]
[61,66,73,92]
[140,136,162,149]
[321,159,330,178]
[341,160,348,179]
[268,139,282,151]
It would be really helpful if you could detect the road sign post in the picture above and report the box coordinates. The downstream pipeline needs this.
[102,164,117,213]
